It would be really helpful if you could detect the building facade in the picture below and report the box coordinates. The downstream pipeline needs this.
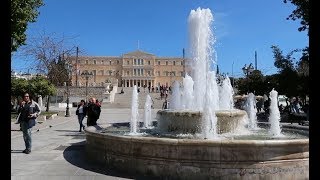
[70,50,188,88]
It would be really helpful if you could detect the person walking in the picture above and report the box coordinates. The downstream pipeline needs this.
[86,97,101,126]
[76,100,86,132]
[162,99,169,109]
[17,93,41,154]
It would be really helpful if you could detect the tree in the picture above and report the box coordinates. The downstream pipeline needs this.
[236,70,268,96]
[282,0,309,102]
[271,45,308,99]
[11,76,56,111]
[19,32,80,111]
[11,0,44,52]
[11,77,29,104]
[283,0,309,33]
[28,76,56,98]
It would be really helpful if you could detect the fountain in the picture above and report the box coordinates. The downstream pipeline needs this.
[85,7,308,179]
[143,94,153,128]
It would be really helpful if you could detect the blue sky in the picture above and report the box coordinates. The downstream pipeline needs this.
[11,0,308,77]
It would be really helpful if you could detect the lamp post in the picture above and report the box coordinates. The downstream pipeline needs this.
[65,63,73,117]
[81,71,93,102]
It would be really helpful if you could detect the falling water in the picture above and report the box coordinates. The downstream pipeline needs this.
[170,81,181,109]
[219,75,234,110]
[164,8,237,138]
[130,85,139,133]
[187,7,215,110]
[188,8,218,138]
[244,93,258,129]
[269,89,282,136]
[143,94,153,128]
[180,74,194,109]
[202,71,218,139]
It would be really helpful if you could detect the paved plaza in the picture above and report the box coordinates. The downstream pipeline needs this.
[11,107,161,180]
[11,106,308,179]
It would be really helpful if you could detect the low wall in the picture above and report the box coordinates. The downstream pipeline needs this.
[85,125,309,179]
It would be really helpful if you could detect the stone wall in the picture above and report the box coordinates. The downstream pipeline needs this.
[54,86,107,103]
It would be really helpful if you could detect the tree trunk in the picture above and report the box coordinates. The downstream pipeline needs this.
[46,96,50,112]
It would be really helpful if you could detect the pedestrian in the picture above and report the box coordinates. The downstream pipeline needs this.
[17,92,41,154]
[76,100,86,132]
[162,99,169,109]
[86,97,101,126]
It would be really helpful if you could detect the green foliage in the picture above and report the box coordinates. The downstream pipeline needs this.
[11,77,29,98]
[11,0,44,52]
[283,0,309,33]
[11,76,56,99]
[270,45,308,99]
[28,76,57,97]
[236,70,268,96]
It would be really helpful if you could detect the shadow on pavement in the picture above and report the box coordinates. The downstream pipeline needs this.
[62,140,161,179]
[55,129,81,133]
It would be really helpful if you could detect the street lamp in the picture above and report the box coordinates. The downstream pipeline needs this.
[81,71,93,102]
[65,63,73,117]
[242,63,254,77]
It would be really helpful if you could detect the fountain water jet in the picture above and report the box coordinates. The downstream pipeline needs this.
[129,85,139,134]
[269,89,282,136]
[244,92,258,129]
[143,94,152,128]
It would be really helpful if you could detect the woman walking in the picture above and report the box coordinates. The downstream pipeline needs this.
[76,100,86,132]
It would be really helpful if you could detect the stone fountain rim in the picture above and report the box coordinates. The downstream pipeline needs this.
[85,125,309,146]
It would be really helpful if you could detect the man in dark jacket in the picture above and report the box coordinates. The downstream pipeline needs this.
[17,93,41,154]
[86,97,101,126]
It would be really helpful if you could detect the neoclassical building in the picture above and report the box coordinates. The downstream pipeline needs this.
[70,50,189,88]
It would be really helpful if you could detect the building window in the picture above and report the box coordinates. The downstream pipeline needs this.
[127,71,129,75]
[109,70,112,75]
[157,71,160,76]
[148,71,151,76]
[134,69,137,76]
[94,60,96,64]
[158,61,160,65]
[117,60,119,64]
[181,61,184,65]
[134,59,137,65]
[166,61,168,65]
[180,71,184,76]
[148,61,151,65]
[173,61,176,66]
[86,60,88,64]
[101,60,104,64]
[141,59,144,65]
[109,60,112,65]
[127,60,129,65]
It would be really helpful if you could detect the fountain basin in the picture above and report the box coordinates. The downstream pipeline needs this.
[157,109,247,134]
[85,125,309,179]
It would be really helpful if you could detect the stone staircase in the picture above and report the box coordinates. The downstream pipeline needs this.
[101,87,169,109]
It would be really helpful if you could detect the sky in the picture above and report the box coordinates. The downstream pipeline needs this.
[11,0,308,78]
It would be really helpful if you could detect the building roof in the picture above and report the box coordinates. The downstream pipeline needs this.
[122,50,155,57]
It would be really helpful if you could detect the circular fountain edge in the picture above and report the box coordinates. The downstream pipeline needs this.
[85,125,309,179]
